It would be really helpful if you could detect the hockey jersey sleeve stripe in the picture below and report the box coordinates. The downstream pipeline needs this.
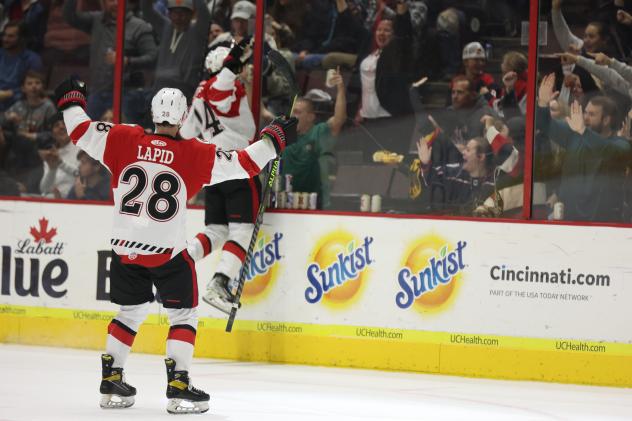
[62,106,111,163]
[206,138,275,186]
[182,250,198,307]
[206,87,233,103]
[236,149,261,177]
[223,240,247,262]
[486,125,520,174]
[498,147,520,175]
[70,120,90,143]
[167,325,197,345]
[486,126,510,155]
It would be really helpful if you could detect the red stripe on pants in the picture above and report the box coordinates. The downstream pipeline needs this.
[247,177,260,223]
[108,322,135,347]
[182,250,198,307]
[167,328,196,346]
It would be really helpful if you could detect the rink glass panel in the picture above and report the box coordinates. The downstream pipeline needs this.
[532,1,632,223]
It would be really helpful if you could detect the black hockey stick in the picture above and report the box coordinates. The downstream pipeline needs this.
[226,50,299,332]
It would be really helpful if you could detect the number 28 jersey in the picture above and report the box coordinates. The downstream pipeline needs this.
[62,106,276,267]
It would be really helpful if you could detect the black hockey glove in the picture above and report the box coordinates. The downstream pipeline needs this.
[223,41,247,75]
[260,116,298,155]
[54,78,87,111]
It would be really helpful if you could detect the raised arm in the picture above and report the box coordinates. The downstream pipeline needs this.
[326,68,347,136]
[62,0,97,33]
[574,55,632,97]
[55,79,115,164]
[140,0,167,37]
[191,0,212,36]
[609,58,632,85]
[481,116,519,174]
[537,73,575,147]
[551,0,583,52]
[205,117,297,186]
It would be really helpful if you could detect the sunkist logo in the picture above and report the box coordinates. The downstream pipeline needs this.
[304,231,374,307]
[239,231,283,302]
[395,234,466,312]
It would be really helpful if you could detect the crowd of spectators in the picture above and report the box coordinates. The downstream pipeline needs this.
[1,0,632,224]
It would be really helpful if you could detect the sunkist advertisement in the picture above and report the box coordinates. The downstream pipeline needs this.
[395,233,467,314]
[303,230,374,308]
[239,230,284,304]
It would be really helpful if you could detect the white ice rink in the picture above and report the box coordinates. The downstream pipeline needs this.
[1,344,631,421]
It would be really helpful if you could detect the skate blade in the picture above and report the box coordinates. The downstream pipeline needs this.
[100,394,134,409]
[166,398,209,414]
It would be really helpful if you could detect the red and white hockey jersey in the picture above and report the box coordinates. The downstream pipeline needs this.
[62,105,276,267]
[180,68,256,149]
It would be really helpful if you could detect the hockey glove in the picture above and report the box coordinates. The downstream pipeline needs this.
[260,116,298,155]
[54,78,87,111]
[223,42,246,75]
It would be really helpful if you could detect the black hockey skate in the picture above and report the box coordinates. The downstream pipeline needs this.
[165,358,210,414]
[202,273,241,315]
[99,354,136,409]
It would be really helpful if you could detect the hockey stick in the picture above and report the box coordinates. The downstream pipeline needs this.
[226,50,299,332]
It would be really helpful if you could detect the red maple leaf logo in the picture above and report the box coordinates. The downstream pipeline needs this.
[30,218,57,243]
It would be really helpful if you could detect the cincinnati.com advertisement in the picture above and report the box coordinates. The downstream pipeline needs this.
[1,199,631,344]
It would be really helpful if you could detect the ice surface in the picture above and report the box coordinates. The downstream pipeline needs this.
[0,344,631,420]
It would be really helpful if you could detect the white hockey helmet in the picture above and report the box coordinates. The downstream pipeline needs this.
[151,88,188,126]
[205,46,231,74]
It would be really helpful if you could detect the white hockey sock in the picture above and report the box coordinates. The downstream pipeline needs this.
[165,307,198,372]
[216,222,254,280]
[187,224,229,262]
[106,303,150,368]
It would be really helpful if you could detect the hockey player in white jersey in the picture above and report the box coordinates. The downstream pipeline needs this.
[180,42,260,314]
[54,77,296,414]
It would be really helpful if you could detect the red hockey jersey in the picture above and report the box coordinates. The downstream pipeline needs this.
[63,106,276,267]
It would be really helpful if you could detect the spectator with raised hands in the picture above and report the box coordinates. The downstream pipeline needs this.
[283,67,347,209]
[537,73,631,221]
[551,0,610,105]
[414,114,519,216]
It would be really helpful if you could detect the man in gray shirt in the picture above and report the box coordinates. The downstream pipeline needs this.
[141,0,211,100]
[64,0,157,120]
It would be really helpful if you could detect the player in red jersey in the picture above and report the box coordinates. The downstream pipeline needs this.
[54,77,296,414]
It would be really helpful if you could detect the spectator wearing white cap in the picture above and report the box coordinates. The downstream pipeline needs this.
[141,0,211,100]
[455,41,500,106]
[209,0,255,48]
[230,0,255,43]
